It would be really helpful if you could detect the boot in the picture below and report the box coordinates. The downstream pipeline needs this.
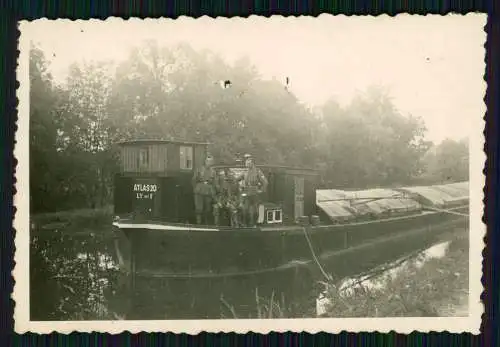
[203,213,211,225]
[248,207,255,227]
[249,213,255,228]
[196,214,202,225]
[230,212,238,228]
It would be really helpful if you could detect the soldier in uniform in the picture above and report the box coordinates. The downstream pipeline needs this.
[238,154,268,227]
[192,155,216,225]
[213,168,240,227]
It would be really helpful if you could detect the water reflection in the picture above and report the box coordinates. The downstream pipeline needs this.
[30,229,121,321]
[76,252,118,271]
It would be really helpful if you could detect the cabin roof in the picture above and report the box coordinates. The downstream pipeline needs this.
[117,139,211,146]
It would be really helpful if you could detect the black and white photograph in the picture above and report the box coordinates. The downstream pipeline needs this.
[14,15,485,333]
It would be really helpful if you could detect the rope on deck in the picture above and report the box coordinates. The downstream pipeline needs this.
[317,195,413,203]
[424,206,469,217]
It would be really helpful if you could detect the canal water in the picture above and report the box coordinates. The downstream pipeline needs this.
[30,225,466,320]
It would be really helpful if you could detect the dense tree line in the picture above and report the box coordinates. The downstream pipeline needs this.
[29,42,469,213]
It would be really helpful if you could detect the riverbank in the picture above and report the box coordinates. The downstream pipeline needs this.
[31,206,113,233]
[321,231,469,317]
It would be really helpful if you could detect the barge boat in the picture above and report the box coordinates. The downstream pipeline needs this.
[111,139,469,318]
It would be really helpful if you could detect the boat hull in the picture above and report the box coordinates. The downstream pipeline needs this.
[112,206,468,319]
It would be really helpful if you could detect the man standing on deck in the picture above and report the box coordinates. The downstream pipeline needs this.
[213,168,240,227]
[239,154,268,227]
[192,155,216,225]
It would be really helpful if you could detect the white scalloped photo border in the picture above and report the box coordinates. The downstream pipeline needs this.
[13,13,487,334]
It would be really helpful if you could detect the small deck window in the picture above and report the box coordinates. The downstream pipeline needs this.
[266,209,283,224]
[180,146,193,170]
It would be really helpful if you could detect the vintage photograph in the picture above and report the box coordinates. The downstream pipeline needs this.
[14,15,485,333]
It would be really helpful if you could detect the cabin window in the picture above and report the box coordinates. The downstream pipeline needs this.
[180,146,193,170]
[138,147,149,168]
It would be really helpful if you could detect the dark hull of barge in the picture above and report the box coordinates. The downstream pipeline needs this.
[112,205,468,319]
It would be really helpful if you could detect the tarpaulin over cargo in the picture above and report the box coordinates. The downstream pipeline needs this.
[316,189,355,222]
[316,187,421,222]
[396,181,469,208]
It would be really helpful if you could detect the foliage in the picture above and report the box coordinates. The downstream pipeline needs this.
[29,45,64,212]
[30,42,468,213]
[420,139,469,184]
[30,47,118,212]
[318,88,432,188]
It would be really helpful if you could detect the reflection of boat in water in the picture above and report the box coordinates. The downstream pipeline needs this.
[111,139,469,318]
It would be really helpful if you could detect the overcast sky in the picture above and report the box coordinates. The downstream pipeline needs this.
[24,14,486,144]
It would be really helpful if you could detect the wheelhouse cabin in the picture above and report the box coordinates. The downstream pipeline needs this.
[114,139,210,223]
[113,139,320,226]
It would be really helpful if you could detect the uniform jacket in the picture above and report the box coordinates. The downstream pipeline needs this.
[241,166,268,195]
[192,165,216,196]
[215,174,239,198]
[214,173,240,208]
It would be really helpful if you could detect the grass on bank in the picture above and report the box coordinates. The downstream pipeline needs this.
[322,234,469,317]
[221,288,290,319]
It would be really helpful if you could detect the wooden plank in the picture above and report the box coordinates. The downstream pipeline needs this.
[125,146,131,172]
[129,146,137,172]
[120,147,125,172]
[123,146,127,172]
[294,176,305,220]
[168,143,180,171]
[157,145,162,172]
[194,144,206,170]
[124,147,128,171]
[160,144,168,172]
[150,145,158,172]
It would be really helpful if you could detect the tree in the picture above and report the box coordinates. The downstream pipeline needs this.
[109,42,316,166]
[319,87,431,188]
[30,41,320,212]
[29,45,63,212]
[57,61,118,208]
[33,41,462,213]
[422,138,469,183]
